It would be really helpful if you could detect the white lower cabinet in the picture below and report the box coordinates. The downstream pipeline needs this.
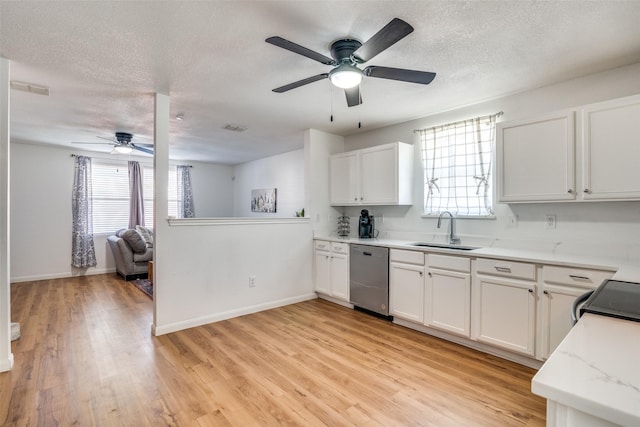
[425,254,471,338]
[330,251,349,301]
[390,249,425,323]
[314,240,350,302]
[537,265,613,360]
[472,259,537,357]
[314,249,331,295]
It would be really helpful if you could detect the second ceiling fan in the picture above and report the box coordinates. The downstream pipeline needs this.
[266,18,436,107]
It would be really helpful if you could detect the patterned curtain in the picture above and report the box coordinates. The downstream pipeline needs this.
[128,161,145,228]
[71,155,97,268]
[177,165,195,218]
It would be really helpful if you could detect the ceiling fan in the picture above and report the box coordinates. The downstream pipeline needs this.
[266,18,436,107]
[72,132,154,155]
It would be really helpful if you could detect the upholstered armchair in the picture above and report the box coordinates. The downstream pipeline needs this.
[107,227,153,280]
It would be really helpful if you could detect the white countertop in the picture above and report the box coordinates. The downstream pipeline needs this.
[532,313,640,426]
[315,235,623,271]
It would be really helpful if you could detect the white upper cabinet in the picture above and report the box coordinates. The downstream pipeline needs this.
[498,93,640,203]
[497,111,576,202]
[330,142,413,206]
[581,95,640,200]
[329,152,359,205]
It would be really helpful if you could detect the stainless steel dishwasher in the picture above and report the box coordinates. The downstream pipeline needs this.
[350,244,390,317]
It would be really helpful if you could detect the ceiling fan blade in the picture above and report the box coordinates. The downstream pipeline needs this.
[96,135,118,143]
[272,73,329,93]
[353,18,414,63]
[131,144,153,155]
[72,141,114,145]
[266,36,336,65]
[364,66,436,85]
[345,86,362,107]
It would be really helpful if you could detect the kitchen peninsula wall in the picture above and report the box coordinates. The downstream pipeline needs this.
[339,62,640,254]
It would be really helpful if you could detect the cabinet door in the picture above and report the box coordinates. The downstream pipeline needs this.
[359,144,398,204]
[497,111,575,202]
[582,95,640,200]
[330,252,349,301]
[538,284,591,360]
[390,262,424,323]
[314,251,330,294]
[426,269,471,338]
[472,275,536,356]
[330,152,359,205]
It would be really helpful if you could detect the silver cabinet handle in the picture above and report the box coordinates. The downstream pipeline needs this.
[494,266,512,273]
[528,289,534,293]
[567,189,574,194]
[584,189,592,194]
[543,290,549,295]
[428,272,432,277]
[354,197,358,201]
[569,274,590,281]
[419,271,423,277]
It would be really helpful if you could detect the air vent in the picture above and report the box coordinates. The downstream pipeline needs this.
[223,124,248,132]
[10,80,50,96]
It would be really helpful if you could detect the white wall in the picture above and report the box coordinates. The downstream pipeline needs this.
[339,62,640,255]
[232,149,305,217]
[9,142,234,282]
[1,57,12,372]
[304,129,345,236]
[186,161,234,217]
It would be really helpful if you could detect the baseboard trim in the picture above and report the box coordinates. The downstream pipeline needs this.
[0,353,14,372]
[316,293,354,309]
[10,268,117,283]
[152,292,318,336]
[393,318,543,370]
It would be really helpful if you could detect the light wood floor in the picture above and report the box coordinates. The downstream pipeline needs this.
[1,274,545,426]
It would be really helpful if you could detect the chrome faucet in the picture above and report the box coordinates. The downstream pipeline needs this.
[437,211,461,245]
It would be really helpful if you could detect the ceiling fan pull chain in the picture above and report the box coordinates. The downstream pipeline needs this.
[330,80,334,122]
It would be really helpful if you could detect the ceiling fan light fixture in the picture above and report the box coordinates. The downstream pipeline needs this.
[329,64,363,89]
[114,145,133,154]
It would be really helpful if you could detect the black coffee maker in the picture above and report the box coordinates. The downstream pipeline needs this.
[358,209,375,238]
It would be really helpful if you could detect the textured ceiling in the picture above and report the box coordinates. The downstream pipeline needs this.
[2,1,640,164]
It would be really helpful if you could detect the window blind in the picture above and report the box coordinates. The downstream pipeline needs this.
[92,161,180,233]
[92,162,130,233]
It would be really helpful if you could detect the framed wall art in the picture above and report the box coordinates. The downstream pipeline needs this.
[251,188,277,213]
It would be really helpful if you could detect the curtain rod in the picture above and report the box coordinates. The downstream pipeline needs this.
[70,154,193,167]
[413,111,504,133]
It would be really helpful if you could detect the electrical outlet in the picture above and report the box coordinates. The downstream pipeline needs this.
[249,275,256,287]
[545,215,556,229]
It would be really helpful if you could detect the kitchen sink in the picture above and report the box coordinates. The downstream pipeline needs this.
[411,242,479,251]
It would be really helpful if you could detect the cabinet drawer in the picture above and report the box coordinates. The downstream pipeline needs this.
[428,254,470,272]
[543,265,612,289]
[390,249,425,265]
[476,258,536,281]
[331,242,349,254]
[314,240,331,251]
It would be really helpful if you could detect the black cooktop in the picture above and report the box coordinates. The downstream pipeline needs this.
[580,279,640,322]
